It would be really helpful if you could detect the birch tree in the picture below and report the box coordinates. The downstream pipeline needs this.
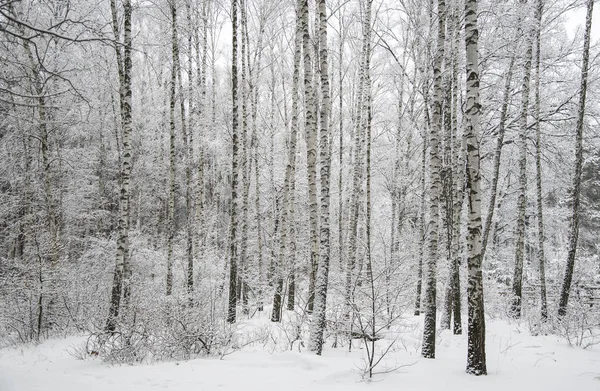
[194,0,209,267]
[512,0,534,319]
[227,0,240,324]
[166,0,183,297]
[441,2,462,334]
[421,0,445,360]
[345,0,372,322]
[309,0,331,354]
[464,0,486,376]
[532,0,547,320]
[272,0,302,322]
[238,0,251,313]
[105,0,133,333]
[302,0,319,313]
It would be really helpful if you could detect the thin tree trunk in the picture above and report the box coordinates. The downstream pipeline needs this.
[365,94,375,380]
[249,19,266,313]
[464,0,486,375]
[178,0,193,297]
[239,0,250,315]
[512,2,534,318]
[301,0,319,313]
[166,0,180,297]
[337,11,345,272]
[390,33,408,321]
[440,12,456,330]
[481,55,515,261]
[389,127,398,320]
[105,0,133,333]
[272,0,302,322]
[345,0,371,322]
[415,132,426,316]
[253,123,263,311]
[533,0,547,321]
[309,0,331,355]
[558,0,593,317]
[450,10,463,335]
[422,0,445,360]
[266,54,277,291]
[227,0,240,324]
[194,0,209,265]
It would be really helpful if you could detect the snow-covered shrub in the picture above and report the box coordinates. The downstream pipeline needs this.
[0,232,115,347]
[552,296,600,349]
[85,236,238,364]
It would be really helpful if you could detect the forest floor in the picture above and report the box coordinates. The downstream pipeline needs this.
[1,314,599,391]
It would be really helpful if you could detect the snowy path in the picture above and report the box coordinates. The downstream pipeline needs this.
[1,319,598,391]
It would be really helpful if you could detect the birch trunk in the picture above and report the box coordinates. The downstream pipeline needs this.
[239,0,250,314]
[337,12,345,271]
[166,0,180,296]
[309,0,331,354]
[105,0,133,333]
[450,11,464,334]
[227,0,240,324]
[272,0,302,322]
[176,0,193,297]
[422,0,445,359]
[249,18,266,313]
[440,6,457,331]
[512,3,534,319]
[345,0,371,321]
[533,0,548,320]
[301,0,319,313]
[464,0,486,375]
[415,132,426,316]
[194,0,209,265]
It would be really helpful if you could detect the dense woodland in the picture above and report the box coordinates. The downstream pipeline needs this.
[1,0,599,377]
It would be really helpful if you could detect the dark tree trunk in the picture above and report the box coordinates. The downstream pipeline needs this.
[227,0,240,324]
[558,0,593,317]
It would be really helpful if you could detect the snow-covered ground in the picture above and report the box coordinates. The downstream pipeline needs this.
[1,316,598,391]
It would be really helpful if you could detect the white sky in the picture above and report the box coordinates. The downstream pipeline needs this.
[566,5,600,40]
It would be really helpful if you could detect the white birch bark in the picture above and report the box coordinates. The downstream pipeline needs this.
[422,0,445,360]
[512,1,534,318]
[301,0,319,313]
[533,0,548,320]
[464,0,486,375]
[309,0,331,354]
[105,0,133,332]
[345,0,371,321]
[227,0,240,324]
[271,0,302,322]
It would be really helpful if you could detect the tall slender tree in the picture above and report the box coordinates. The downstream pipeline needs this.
[464,0,486,376]
[415,132,426,316]
[422,0,446,360]
[309,0,331,355]
[512,0,534,319]
[194,0,209,266]
[227,0,240,324]
[533,0,548,320]
[301,0,319,313]
[558,0,594,317]
[481,54,515,261]
[271,0,303,322]
[105,0,133,333]
[345,0,372,323]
